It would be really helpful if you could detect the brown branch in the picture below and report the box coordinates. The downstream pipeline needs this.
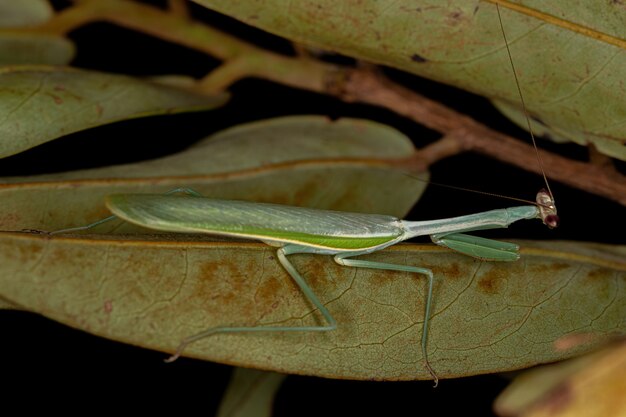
[333,68,626,205]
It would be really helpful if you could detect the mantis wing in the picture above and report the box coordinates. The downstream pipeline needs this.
[106,194,404,250]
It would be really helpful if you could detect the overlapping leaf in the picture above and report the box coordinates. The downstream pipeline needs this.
[193,0,626,160]
[0,66,228,158]
[1,233,623,381]
[0,116,426,232]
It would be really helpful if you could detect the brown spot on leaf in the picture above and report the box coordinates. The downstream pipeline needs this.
[197,260,244,304]
[15,242,45,262]
[255,275,283,304]
[478,269,505,294]
[581,268,613,298]
[550,262,570,271]
[303,257,332,287]
[206,259,239,278]
[586,268,609,281]
[50,247,70,263]
[46,93,63,104]
[104,300,113,314]
[198,260,219,277]
[431,262,462,281]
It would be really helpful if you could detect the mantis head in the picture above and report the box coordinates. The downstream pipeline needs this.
[536,189,559,229]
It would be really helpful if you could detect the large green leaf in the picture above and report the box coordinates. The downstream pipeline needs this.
[0,66,229,158]
[1,233,623,381]
[193,0,626,160]
[0,116,426,232]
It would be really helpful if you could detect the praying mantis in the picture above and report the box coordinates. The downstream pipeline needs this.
[51,188,558,387]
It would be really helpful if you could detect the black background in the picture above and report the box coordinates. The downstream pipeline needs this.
[1,1,622,415]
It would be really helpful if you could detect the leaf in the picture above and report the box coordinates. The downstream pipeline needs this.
[0,0,53,27]
[216,368,286,417]
[0,34,75,65]
[192,0,626,160]
[0,116,426,232]
[0,66,229,158]
[494,341,626,417]
[1,233,623,381]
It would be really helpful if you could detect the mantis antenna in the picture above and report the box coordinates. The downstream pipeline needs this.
[496,3,558,226]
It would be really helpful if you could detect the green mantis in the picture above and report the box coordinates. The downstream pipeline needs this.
[51,188,558,386]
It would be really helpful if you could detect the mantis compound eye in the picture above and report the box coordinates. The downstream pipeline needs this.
[536,189,558,229]
[544,214,560,229]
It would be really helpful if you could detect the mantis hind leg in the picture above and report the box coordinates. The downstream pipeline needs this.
[48,187,203,235]
[165,244,337,362]
[334,253,438,386]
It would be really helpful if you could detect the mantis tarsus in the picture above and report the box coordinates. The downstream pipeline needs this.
[44,4,560,387]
